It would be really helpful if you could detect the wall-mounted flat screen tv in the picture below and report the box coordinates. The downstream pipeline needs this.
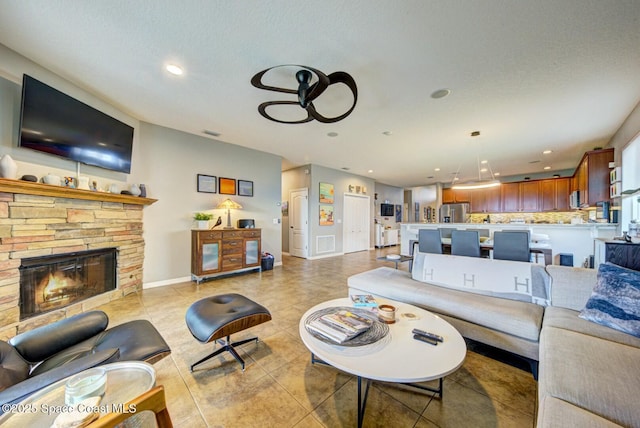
[19,74,134,174]
[381,203,394,217]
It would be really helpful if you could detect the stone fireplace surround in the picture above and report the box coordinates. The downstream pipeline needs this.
[0,178,156,339]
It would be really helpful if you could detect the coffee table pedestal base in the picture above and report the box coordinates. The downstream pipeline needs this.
[311,353,444,428]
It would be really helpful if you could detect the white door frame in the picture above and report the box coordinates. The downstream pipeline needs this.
[289,188,309,258]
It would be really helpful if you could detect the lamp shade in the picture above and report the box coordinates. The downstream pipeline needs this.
[216,198,243,210]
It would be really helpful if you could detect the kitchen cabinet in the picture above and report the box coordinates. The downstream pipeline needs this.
[469,185,501,213]
[442,188,470,203]
[191,229,261,283]
[375,224,399,247]
[540,178,571,211]
[501,181,540,212]
[572,148,614,207]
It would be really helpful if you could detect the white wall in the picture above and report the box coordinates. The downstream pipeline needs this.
[135,124,282,284]
[0,45,283,287]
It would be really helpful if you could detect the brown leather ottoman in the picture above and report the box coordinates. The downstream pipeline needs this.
[185,293,271,371]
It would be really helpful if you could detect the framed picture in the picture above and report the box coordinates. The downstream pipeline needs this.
[238,180,253,197]
[319,182,334,203]
[395,204,402,222]
[197,174,217,193]
[219,177,236,195]
[319,204,334,226]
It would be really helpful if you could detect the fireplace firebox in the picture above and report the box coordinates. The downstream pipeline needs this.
[19,248,117,320]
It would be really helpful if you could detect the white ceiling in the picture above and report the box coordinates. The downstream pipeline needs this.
[1,0,639,187]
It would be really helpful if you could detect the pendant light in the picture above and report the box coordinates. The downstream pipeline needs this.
[451,131,501,190]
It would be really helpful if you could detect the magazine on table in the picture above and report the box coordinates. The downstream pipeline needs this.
[350,294,378,307]
[307,309,374,344]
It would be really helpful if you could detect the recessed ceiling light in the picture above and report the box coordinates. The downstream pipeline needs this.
[494,172,501,176]
[382,131,393,136]
[470,131,480,137]
[543,150,552,154]
[165,64,184,75]
[543,166,551,170]
[453,177,459,181]
[434,168,440,172]
[327,132,339,137]
[203,129,221,137]
[480,160,488,164]
[553,174,560,178]
[368,169,373,173]
[480,168,488,173]
[430,89,451,99]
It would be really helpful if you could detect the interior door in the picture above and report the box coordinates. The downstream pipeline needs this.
[343,194,370,253]
[289,188,308,258]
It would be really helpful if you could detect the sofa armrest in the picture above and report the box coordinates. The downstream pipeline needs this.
[0,348,119,411]
[9,311,109,364]
[545,265,597,311]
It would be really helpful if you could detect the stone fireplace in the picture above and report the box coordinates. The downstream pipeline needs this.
[19,248,117,320]
[0,178,156,337]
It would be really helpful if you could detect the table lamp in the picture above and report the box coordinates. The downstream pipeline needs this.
[217,198,243,229]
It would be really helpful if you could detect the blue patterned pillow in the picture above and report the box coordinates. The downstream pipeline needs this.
[579,262,640,338]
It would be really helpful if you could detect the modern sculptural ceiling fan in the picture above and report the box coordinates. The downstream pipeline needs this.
[250,65,358,124]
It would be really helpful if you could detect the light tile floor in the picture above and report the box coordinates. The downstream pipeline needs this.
[97,248,537,427]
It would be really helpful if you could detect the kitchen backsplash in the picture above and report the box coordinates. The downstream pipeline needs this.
[468,211,589,224]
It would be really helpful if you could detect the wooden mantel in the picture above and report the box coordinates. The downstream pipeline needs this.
[0,178,157,205]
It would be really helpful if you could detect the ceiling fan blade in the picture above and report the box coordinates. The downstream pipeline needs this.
[257,101,314,124]
[308,71,358,123]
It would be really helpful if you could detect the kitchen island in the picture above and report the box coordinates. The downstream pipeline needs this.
[400,223,618,267]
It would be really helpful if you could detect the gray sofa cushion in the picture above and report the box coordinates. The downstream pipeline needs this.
[543,306,640,349]
[348,267,543,341]
[537,396,623,428]
[546,265,597,311]
[539,326,640,427]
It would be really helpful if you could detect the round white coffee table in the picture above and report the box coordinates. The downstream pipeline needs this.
[299,298,466,428]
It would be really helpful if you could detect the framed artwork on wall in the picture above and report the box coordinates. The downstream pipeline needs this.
[197,174,217,193]
[238,180,254,197]
[395,204,402,223]
[219,177,236,195]
[319,182,334,203]
[319,205,334,226]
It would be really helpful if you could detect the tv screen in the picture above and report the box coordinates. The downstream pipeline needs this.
[19,74,134,174]
[381,203,394,217]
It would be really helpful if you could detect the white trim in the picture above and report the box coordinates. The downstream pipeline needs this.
[143,276,191,289]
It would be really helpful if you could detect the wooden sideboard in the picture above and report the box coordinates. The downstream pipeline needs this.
[191,228,261,283]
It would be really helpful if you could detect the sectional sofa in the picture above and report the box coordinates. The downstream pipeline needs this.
[347,252,640,427]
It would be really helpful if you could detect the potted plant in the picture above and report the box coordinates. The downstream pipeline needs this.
[194,212,213,229]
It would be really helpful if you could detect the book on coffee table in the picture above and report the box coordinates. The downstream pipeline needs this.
[350,294,378,307]
[307,309,373,344]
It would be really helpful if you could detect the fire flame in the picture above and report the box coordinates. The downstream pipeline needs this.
[43,273,70,299]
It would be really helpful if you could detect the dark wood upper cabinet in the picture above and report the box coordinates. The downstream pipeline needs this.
[442,188,470,203]
[441,149,611,214]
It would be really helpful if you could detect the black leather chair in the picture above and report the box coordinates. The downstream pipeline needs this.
[0,311,170,410]
[493,231,531,262]
[451,230,481,257]
[418,229,443,254]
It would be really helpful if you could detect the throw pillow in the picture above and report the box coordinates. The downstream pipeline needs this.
[579,262,640,338]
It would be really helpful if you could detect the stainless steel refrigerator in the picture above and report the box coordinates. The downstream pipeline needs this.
[439,203,470,223]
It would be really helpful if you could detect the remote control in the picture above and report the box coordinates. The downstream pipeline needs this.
[413,334,438,346]
[412,328,444,342]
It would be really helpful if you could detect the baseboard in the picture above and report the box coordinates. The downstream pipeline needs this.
[143,276,191,289]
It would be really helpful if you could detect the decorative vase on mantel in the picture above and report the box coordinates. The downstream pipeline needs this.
[0,154,18,179]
